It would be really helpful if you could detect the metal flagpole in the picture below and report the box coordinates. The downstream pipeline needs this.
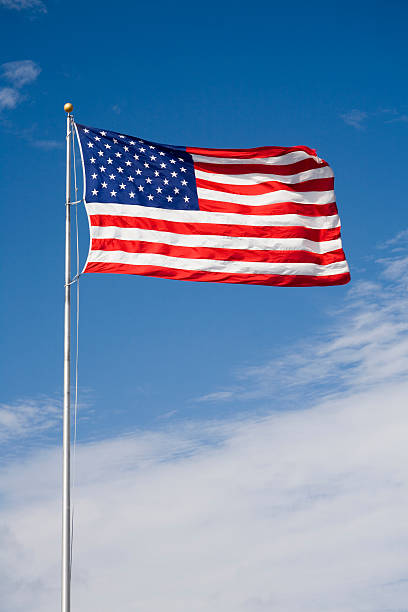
[62,101,74,612]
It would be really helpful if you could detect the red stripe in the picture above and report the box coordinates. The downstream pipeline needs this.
[196,177,334,195]
[198,199,339,217]
[84,262,350,287]
[187,145,317,159]
[90,214,341,242]
[194,158,328,176]
[91,238,347,265]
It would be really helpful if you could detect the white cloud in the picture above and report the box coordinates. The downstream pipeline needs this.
[33,139,63,150]
[379,229,408,252]
[195,390,236,402]
[0,60,41,114]
[0,398,60,445]
[386,114,408,124]
[1,236,408,611]
[0,0,47,13]
[196,246,408,407]
[0,86,19,111]
[341,108,408,130]
[340,109,368,129]
[2,59,41,87]
[2,381,408,611]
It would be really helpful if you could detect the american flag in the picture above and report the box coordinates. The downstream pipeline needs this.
[75,123,350,287]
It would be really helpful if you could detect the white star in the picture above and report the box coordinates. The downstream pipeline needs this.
[101,182,108,188]
[91,173,97,179]
[117,167,124,173]
[107,158,113,164]
[163,178,169,185]
[104,143,111,149]
[113,138,118,144]
[159,151,165,156]
[100,131,106,136]
[156,187,162,193]
[128,176,134,182]
[166,195,173,202]
[170,159,176,164]
[109,174,116,180]
[129,191,135,198]
[181,180,187,186]
[115,152,122,158]
[160,163,166,168]
[135,169,142,175]
[138,185,144,191]
[144,163,149,168]
[99,166,106,172]
[147,194,154,201]
[87,142,94,148]
[94,136,101,142]
[149,145,155,149]
[171,171,177,177]
[139,147,146,152]
[83,128,89,133]
[180,167,186,172]
[90,157,96,163]
[138,140,144,143]
[154,171,159,177]
[150,155,156,161]
[125,160,132,166]
[133,154,139,160]
[110,190,117,197]
[184,196,190,202]
[145,177,152,184]
[123,145,129,152]
[92,189,98,195]
[98,150,104,156]
[178,157,184,161]
[129,140,136,145]
[119,183,126,189]
[174,188,180,194]
[119,135,125,139]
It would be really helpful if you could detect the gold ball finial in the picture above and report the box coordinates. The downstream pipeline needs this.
[64,102,73,113]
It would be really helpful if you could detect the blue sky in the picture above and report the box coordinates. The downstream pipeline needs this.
[1,1,408,610]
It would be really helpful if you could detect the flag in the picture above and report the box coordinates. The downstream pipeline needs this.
[75,123,350,287]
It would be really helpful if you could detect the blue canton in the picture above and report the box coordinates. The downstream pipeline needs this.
[76,123,199,211]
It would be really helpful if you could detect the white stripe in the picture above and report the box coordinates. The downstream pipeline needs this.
[194,166,334,185]
[85,203,340,229]
[192,151,317,166]
[197,187,335,206]
[90,226,343,254]
[87,250,349,276]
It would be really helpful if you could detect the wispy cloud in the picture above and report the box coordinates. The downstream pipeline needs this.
[33,138,63,150]
[0,86,19,111]
[0,59,41,114]
[379,108,408,124]
[340,109,368,129]
[195,238,408,408]
[2,59,41,87]
[386,114,408,124]
[0,0,47,13]
[195,390,236,403]
[0,398,60,443]
[379,229,408,251]
[341,108,408,130]
[2,373,408,609]
[2,234,408,611]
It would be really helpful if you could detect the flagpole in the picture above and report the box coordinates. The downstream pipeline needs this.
[62,101,73,612]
